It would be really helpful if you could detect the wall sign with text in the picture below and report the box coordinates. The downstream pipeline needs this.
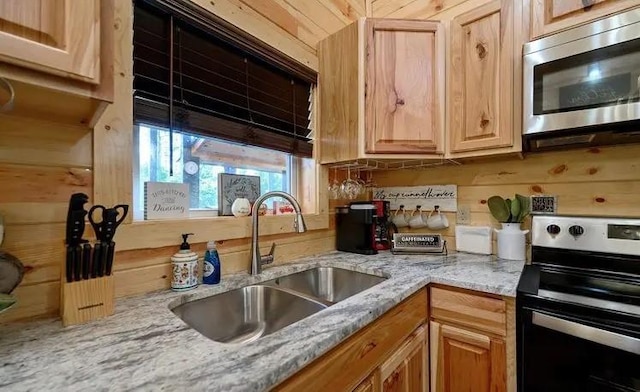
[144,182,190,220]
[373,185,457,212]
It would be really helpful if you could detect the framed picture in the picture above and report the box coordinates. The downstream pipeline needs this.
[144,182,190,220]
[218,173,261,216]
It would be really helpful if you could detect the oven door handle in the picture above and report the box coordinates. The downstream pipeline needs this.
[532,312,640,355]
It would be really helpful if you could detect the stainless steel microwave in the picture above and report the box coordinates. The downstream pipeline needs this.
[523,8,640,152]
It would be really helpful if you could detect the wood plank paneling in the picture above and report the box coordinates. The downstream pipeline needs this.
[381,0,469,18]
[92,0,133,212]
[0,115,92,168]
[0,0,340,324]
[373,144,640,254]
[0,164,92,203]
[114,230,336,298]
[191,0,319,70]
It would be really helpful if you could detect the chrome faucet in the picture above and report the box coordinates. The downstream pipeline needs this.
[250,191,307,275]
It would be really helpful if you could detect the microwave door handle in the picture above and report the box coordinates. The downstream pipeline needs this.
[532,312,640,355]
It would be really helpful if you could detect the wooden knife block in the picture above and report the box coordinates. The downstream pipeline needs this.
[60,276,114,326]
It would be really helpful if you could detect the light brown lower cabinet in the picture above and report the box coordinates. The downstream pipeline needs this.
[274,289,428,392]
[378,325,428,392]
[429,321,506,392]
[353,373,379,392]
[275,286,513,392]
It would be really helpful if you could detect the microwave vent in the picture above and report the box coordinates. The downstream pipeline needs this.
[535,134,595,149]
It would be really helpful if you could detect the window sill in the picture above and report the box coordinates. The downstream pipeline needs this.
[117,212,330,251]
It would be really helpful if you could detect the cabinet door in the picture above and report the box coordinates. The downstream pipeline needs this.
[449,0,515,154]
[0,0,100,82]
[530,0,640,40]
[379,325,428,392]
[430,321,506,392]
[365,19,444,154]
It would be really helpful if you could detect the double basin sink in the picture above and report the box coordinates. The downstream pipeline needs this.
[171,267,386,344]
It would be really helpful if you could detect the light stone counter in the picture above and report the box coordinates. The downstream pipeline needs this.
[0,251,524,391]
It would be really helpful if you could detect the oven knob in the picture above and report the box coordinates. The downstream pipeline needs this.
[546,224,561,235]
[569,225,585,237]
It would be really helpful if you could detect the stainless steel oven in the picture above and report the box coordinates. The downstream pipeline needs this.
[523,8,640,151]
[517,216,640,391]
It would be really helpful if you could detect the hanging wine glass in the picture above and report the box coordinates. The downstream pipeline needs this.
[328,167,342,200]
[356,169,367,196]
[364,170,377,196]
[341,166,360,200]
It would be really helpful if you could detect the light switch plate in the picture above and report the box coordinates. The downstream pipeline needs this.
[456,205,471,224]
[530,195,557,215]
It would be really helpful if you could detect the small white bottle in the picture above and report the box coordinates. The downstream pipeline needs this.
[171,233,198,291]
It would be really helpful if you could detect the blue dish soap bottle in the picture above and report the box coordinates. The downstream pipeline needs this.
[203,241,221,285]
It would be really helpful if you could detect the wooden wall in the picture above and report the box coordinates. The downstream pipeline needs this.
[0,0,348,324]
[372,144,640,250]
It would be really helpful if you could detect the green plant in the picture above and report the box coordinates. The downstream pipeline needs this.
[487,194,530,223]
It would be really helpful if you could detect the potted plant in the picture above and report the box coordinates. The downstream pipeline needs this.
[487,194,530,260]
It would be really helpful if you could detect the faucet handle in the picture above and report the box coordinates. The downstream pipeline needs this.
[260,242,276,265]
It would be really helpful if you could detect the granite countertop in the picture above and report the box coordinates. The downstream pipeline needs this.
[0,251,524,392]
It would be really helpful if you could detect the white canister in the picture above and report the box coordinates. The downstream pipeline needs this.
[171,233,199,291]
[231,197,251,217]
[494,223,529,261]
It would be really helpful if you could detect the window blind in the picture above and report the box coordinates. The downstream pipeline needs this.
[133,0,315,157]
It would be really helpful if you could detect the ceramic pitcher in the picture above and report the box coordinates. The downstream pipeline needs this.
[494,223,529,260]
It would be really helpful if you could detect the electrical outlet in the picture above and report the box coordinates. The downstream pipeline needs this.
[457,205,471,225]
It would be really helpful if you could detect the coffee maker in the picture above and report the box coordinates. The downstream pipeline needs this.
[335,203,377,255]
[372,200,392,250]
[335,201,393,254]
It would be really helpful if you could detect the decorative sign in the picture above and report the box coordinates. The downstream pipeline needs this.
[218,173,261,216]
[144,182,190,220]
[373,185,457,212]
[559,73,631,111]
[391,233,446,254]
[530,195,557,215]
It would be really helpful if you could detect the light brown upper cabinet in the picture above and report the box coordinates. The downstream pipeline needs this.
[530,0,640,40]
[0,0,100,83]
[0,0,113,126]
[447,0,521,156]
[318,19,445,164]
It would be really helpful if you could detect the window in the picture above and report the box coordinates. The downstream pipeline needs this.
[132,1,317,220]
[134,124,297,218]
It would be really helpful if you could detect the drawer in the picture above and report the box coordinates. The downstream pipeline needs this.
[430,286,506,336]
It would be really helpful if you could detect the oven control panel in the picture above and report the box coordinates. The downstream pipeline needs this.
[532,216,640,256]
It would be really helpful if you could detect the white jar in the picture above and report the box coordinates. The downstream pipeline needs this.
[231,197,251,217]
[171,249,199,291]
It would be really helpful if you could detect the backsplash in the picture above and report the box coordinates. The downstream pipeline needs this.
[372,144,640,250]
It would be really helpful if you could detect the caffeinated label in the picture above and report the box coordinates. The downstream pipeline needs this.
[393,233,443,249]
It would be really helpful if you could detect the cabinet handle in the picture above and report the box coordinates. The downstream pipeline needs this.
[0,78,15,113]
[581,0,594,10]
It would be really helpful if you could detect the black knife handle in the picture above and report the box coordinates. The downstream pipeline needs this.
[65,246,74,283]
[92,242,102,279]
[98,242,108,278]
[73,246,82,281]
[105,241,116,276]
[82,243,92,280]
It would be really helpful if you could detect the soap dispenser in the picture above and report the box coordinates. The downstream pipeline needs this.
[171,233,198,291]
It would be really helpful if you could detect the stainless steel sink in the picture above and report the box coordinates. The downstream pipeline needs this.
[172,267,386,344]
[263,267,386,304]
[171,285,327,344]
